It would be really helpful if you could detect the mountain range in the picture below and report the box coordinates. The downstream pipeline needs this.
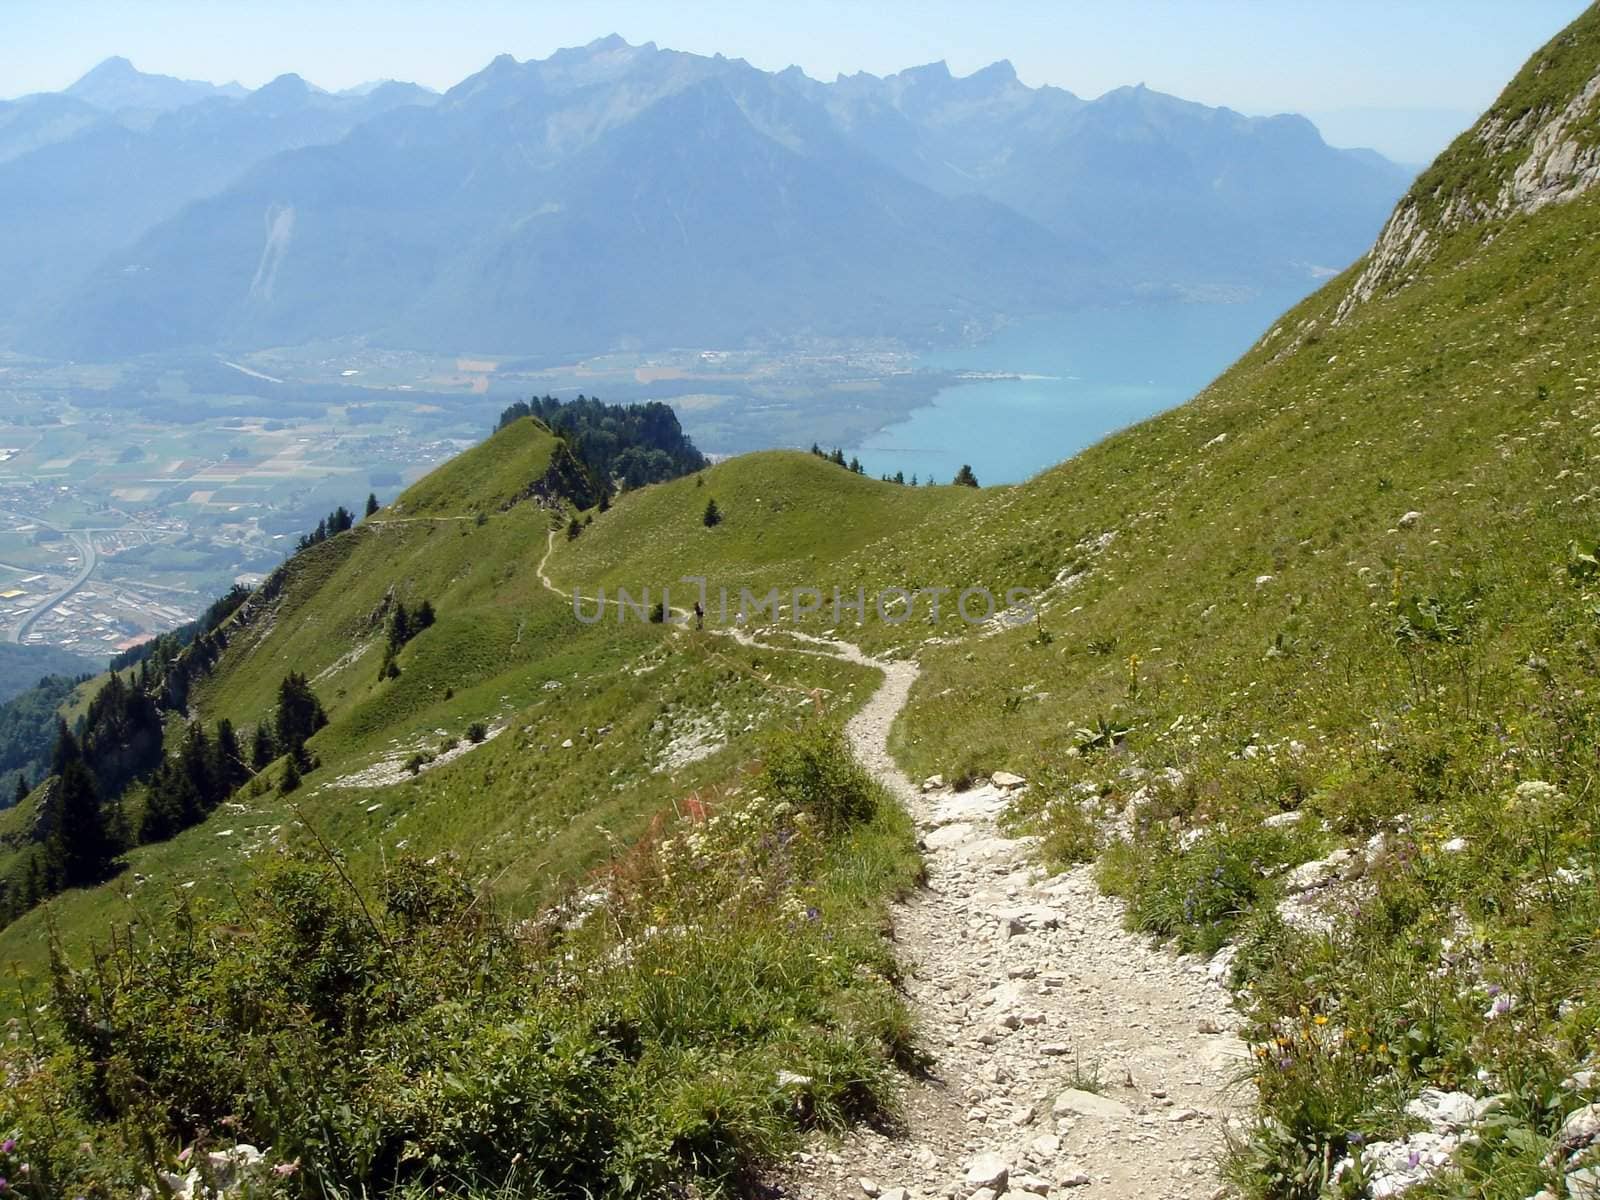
[2,40,1413,360]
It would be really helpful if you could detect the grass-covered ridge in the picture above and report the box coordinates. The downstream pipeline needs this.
[0,412,927,1197]
[392,415,597,517]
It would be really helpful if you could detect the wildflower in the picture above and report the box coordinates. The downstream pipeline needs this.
[1348,1131,1366,1147]
[1513,780,1560,805]
[273,1159,301,1178]
[0,1141,12,1154]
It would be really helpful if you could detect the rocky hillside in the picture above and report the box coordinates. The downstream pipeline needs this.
[1338,4,1600,319]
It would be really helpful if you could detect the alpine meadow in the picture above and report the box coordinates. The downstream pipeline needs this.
[3,5,1600,1200]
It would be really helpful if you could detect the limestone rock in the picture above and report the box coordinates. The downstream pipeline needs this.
[1554,1103,1600,1159]
[964,1152,1011,1192]
[924,822,977,850]
[1333,1132,1458,1197]
[1406,1087,1478,1132]
[1285,848,1356,893]
[998,904,1065,935]
[1052,1088,1133,1120]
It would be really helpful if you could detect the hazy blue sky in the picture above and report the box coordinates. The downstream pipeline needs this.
[5,1,1591,161]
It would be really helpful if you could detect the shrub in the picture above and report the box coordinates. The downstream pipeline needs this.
[761,721,876,831]
[466,721,488,744]
[12,773,921,1198]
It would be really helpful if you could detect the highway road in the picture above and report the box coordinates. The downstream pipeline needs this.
[6,531,98,644]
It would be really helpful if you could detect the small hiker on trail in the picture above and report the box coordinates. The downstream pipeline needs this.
[693,600,704,630]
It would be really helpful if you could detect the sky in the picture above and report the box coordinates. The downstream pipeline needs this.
[3,0,1592,162]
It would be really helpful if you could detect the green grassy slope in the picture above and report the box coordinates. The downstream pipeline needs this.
[0,416,925,1198]
[389,412,558,516]
[555,450,985,618]
[0,423,879,980]
[547,15,1600,1192]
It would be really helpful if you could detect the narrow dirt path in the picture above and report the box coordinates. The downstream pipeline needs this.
[538,532,1246,1200]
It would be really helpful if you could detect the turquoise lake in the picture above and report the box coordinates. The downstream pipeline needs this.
[844,290,1309,486]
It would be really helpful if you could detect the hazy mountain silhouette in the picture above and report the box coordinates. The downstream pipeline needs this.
[9,39,1413,358]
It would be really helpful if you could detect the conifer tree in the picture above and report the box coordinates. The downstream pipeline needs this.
[214,718,248,796]
[49,757,114,888]
[389,602,412,650]
[251,723,276,771]
[953,464,980,487]
[275,672,327,763]
[365,492,380,518]
[702,498,722,527]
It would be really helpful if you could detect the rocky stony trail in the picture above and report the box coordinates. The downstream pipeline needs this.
[535,541,1250,1199]
[771,645,1250,1200]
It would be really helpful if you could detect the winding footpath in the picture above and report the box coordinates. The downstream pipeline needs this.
[538,532,1247,1200]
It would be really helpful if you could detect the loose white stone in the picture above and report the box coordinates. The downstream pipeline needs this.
[964,1152,1011,1192]
[1052,1088,1133,1120]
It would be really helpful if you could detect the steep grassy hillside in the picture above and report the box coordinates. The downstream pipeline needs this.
[552,12,1600,1193]
[0,415,928,1198]
[0,422,880,971]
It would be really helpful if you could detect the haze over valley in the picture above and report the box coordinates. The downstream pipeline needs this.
[0,38,1423,660]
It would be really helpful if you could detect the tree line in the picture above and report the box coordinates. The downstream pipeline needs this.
[4,671,328,918]
[808,444,979,487]
[497,395,708,496]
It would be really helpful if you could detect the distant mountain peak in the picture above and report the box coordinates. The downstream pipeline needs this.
[969,59,1019,85]
[74,55,137,81]
[252,73,313,100]
[65,55,245,112]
